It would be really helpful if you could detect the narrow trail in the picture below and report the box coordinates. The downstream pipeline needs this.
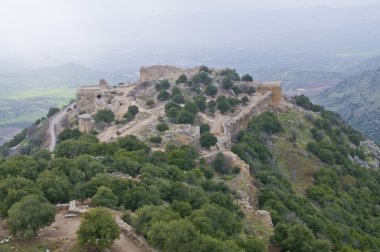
[48,103,75,152]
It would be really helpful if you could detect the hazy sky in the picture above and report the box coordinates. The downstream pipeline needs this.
[1,0,380,63]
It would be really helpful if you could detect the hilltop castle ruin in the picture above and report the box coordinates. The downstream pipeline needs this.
[74,65,283,149]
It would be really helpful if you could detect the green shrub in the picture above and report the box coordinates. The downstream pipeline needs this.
[157,90,171,101]
[176,110,195,124]
[199,65,210,73]
[150,136,162,144]
[200,132,217,149]
[241,74,253,82]
[176,74,188,84]
[128,105,139,116]
[200,123,211,134]
[222,78,233,90]
[205,85,218,96]
[192,72,212,85]
[220,68,240,81]
[94,109,115,123]
[157,123,169,132]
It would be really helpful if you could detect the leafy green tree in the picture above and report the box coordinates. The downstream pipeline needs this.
[123,186,161,211]
[176,110,195,124]
[0,188,42,217]
[158,90,171,101]
[37,170,70,204]
[157,79,171,90]
[147,219,201,252]
[167,148,196,171]
[171,201,193,217]
[196,203,241,236]
[78,133,99,143]
[200,123,211,134]
[283,224,315,252]
[150,136,162,144]
[232,85,242,95]
[47,107,60,117]
[222,78,233,90]
[295,95,323,112]
[94,109,115,123]
[184,101,198,114]
[157,122,169,132]
[312,239,333,252]
[194,95,207,111]
[212,153,227,174]
[172,94,185,104]
[92,186,119,208]
[176,74,188,84]
[220,68,240,81]
[55,139,91,158]
[199,65,210,73]
[238,238,268,252]
[205,85,218,96]
[7,195,55,238]
[58,128,82,143]
[242,74,253,82]
[77,208,120,250]
[217,99,231,114]
[241,96,249,105]
[128,105,139,116]
[192,72,212,85]
[200,132,217,149]
[207,100,217,114]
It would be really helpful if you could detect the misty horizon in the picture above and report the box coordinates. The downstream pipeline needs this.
[1,0,380,70]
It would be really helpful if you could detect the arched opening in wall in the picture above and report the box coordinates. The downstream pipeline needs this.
[97,95,102,99]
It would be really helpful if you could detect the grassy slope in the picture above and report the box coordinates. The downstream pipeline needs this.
[272,109,325,195]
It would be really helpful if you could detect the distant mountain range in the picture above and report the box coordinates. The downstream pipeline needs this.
[312,67,380,144]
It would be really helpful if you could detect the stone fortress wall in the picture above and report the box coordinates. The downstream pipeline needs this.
[140,65,200,81]
[256,81,282,107]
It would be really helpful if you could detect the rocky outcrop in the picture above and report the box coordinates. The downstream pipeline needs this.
[360,140,380,169]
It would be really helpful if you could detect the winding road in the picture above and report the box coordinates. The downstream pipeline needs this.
[48,103,75,152]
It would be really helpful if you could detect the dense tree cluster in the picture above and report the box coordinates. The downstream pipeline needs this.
[0,133,268,250]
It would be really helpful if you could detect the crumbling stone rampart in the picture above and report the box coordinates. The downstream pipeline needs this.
[217,93,273,151]
[78,114,95,133]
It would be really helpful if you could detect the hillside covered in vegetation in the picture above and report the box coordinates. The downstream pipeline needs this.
[312,68,380,144]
